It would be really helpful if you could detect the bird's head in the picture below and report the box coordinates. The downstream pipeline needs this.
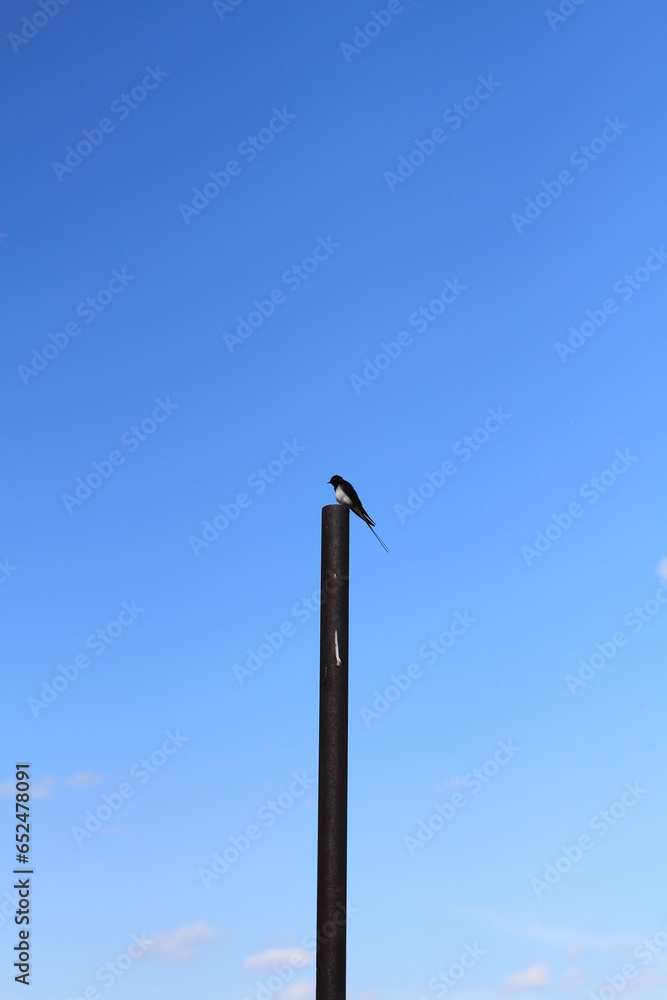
[328,476,342,487]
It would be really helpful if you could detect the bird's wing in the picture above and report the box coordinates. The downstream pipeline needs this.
[341,479,362,508]
[342,481,376,526]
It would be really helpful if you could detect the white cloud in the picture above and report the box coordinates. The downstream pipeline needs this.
[244,947,313,971]
[471,909,636,954]
[67,771,104,788]
[1,774,107,798]
[561,966,587,987]
[0,776,57,799]
[504,964,549,989]
[656,557,667,581]
[143,921,219,963]
[101,824,129,837]
[631,966,667,989]
[31,777,57,799]
[438,776,463,791]
[278,981,315,1000]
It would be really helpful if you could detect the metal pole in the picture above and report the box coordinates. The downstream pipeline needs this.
[316,503,350,1000]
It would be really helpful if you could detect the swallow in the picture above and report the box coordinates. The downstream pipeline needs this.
[328,475,389,551]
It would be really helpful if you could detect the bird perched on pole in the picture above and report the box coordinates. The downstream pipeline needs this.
[328,475,389,552]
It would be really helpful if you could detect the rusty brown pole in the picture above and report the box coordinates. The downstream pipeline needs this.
[316,503,350,1000]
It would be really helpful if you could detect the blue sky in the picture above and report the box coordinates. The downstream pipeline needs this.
[2,1,667,998]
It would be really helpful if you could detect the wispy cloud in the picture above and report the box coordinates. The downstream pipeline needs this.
[437,776,463,792]
[504,964,549,989]
[143,921,219,962]
[32,777,58,798]
[632,967,667,989]
[278,982,315,1000]
[0,777,57,799]
[244,947,313,971]
[101,824,129,837]
[561,966,587,987]
[67,771,104,788]
[472,910,636,954]
[1,773,104,798]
